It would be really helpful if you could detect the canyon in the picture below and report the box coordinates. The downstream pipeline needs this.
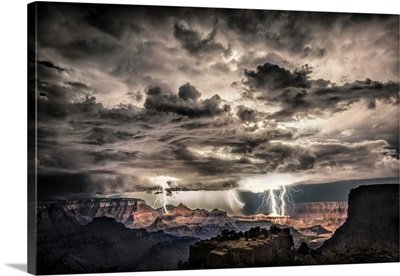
[34,184,399,273]
[38,197,347,240]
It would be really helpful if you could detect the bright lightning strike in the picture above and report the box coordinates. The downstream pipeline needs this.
[280,185,286,216]
[149,176,179,214]
[227,190,245,214]
[240,173,304,216]
[269,189,278,215]
[257,187,287,216]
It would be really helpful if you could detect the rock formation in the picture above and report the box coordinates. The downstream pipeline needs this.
[322,184,399,253]
[287,201,348,232]
[36,207,198,274]
[188,226,294,268]
[295,184,399,265]
[37,199,236,239]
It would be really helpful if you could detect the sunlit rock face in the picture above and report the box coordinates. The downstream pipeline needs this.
[37,199,236,239]
[287,201,348,232]
[38,198,155,228]
[132,200,160,228]
[163,203,234,226]
[37,197,349,247]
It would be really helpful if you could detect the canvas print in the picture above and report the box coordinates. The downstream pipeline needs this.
[28,2,399,275]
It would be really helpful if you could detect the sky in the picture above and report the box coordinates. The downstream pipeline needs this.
[29,3,399,212]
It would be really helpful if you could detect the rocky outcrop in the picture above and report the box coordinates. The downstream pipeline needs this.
[294,184,399,265]
[133,200,159,227]
[188,226,294,268]
[322,184,399,252]
[147,217,169,232]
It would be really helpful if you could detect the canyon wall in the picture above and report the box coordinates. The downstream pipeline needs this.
[322,184,399,252]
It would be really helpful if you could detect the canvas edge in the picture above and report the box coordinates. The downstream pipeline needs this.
[28,2,38,275]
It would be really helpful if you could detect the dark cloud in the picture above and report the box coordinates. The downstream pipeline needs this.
[174,21,229,56]
[37,82,76,118]
[38,60,66,72]
[236,105,257,122]
[144,85,231,117]
[244,62,312,92]
[83,127,139,146]
[65,81,93,91]
[90,149,139,164]
[314,79,399,104]
[37,172,156,200]
[178,83,201,101]
[310,140,396,169]
[64,37,122,59]
[250,142,315,172]
[84,6,141,38]
[36,78,143,121]
[223,10,398,56]
[223,10,316,55]
[242,63,399,120]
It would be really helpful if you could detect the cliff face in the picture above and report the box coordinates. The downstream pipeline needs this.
[133,200,159,227]
[40,198,140,225]
[288,201,348,232]
[38,198,159,228]
[163,204,234,227]
[37,199,235,239]
[38,198,233,235]
[322,184,399,252]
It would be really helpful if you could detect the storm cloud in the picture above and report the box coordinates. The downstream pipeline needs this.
[30,2,399,201]
[144,84,231,117]
[242,62,399,119]
[174,21,230,56]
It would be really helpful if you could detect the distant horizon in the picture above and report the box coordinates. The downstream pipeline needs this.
[36,177,399,216]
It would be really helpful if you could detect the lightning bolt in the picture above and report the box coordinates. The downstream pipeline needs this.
[280,185,286,216]
[227,190,245,213]
[257,189,277,215]
[285,185,304,213]
[270,189,278,215]
[154,185,169,214]
[149,176,179,214]
[239,173,305,217]
[256,185,302,216]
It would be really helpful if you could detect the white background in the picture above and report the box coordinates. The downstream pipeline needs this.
[0,0,399,275]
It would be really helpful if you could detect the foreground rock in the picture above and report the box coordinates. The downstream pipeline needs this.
[187,226,294,268]
[296,184,399,264]
[36,206,198,274]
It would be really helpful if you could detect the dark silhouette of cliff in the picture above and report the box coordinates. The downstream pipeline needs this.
[322,184,399,252]
[312,184,399,264]
[187,226,294,268]
[36,208,198,274]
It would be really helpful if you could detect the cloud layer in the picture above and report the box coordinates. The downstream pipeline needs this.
[30,3,399,200]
